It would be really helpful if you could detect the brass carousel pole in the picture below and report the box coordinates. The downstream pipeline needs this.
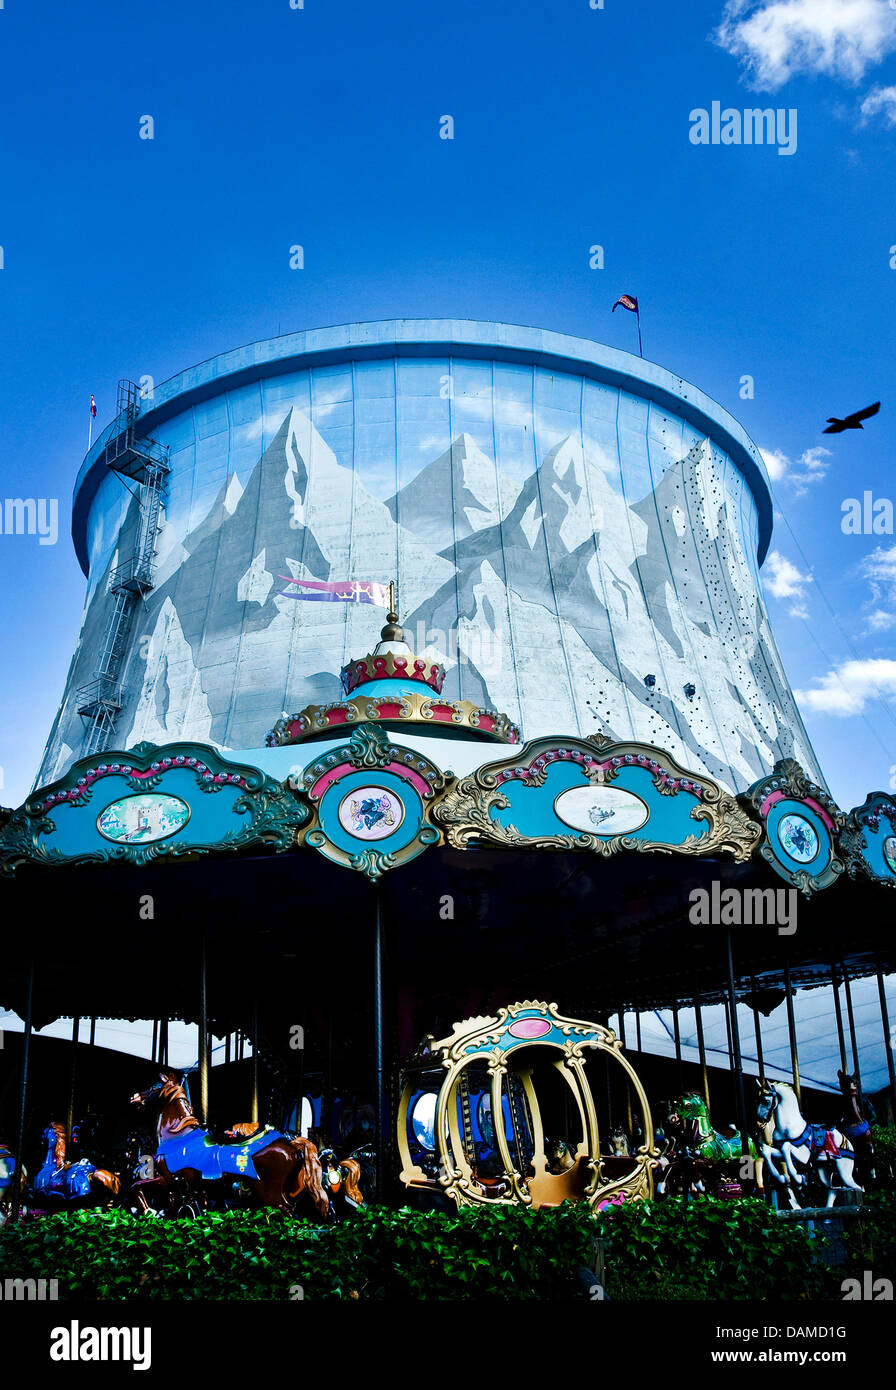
[693,989,710,1110]
[67,1015,80,1145]
[672,1006,683,1091]
[12,961,34,1222]
[725,928,748,1151]
[198,933,210,1127]
[842,964,861,1085]
[876,960,896,1123]
[618,1009,633,1137]
[831,962,848,1073]
[750,977,765,1084]
[251,1000,260,1126]
[374,880,386,1203]
[783,958,801,1107]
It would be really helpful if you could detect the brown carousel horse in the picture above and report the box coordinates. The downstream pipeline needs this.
[130,1070,329,1219]
[318,1147,366,1216]
[31,1122,120,1208]
[838,1070,875,1186]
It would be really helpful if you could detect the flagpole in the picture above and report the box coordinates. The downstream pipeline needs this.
[637,312,643,359]
[88,413,93,451]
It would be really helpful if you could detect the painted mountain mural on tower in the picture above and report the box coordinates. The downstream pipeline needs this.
[37,402,823,794]
[386,433,521,551]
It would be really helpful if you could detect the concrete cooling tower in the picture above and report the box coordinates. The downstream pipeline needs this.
[39,320,822,793]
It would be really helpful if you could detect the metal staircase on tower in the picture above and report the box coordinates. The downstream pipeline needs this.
[76,380,170,756]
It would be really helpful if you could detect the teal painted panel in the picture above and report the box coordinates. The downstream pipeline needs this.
[491,762,707,845]
[43,769,244,858]
[317,769,424,856]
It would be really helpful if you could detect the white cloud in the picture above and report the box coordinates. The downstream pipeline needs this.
[857,545,896,630]
[760,444,831,495]
[866,608,896,631]
[762,549,813,613]
[860,83,896,124]
[858,544,896,598]
[795,658,896,715]
[715,0,896,91]
[761,447,789,482]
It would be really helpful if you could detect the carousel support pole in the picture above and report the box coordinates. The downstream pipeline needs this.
[151,1019,158,1066]
[251,1003,260,1126]
[876,960,896,1123]
[618,1010,633,1137]
[842,965,861,1086]
[198,935,210,1127]
[67,1015,81,1144]
[635,1010,641,1054]
[750,977,765,1084]
[725,928,748,1152]
[694,991,710,1110]
[12,961,34,1222]
[831,964,848,1074]
[374,882,386,1203]
[160,1017,168,1068]
[783,958,802,1107]
[89,1016,96,1048]
[673,1006,683,1091]
[295,1002,305,1136]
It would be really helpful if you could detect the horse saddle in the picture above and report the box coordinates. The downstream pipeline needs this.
[158,1127,285,1183]
[798,1124,843,1159]
[39,1160,96,1200]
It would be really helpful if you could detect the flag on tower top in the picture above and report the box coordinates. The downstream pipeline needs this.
[612,295,639,315]
[90,394,97,418]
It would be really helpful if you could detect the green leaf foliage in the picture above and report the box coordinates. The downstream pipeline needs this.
[2,1196,892,1300]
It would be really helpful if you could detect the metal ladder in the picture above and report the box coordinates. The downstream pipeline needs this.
[76,380,170,755]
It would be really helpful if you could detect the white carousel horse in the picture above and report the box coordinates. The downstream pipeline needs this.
[757,1080,863,1209]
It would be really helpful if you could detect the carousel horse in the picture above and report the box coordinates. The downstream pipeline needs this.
[318,1147,366,1217]
[609,1125,631,1157]
[658,1094,762,1198]
[757,1079,863,1209]
[0,1141,24,1224]
[131,1071,329,1218]
[838,1070,875,1186]
[547,1137,578,1173]
[31,1122,120,1209]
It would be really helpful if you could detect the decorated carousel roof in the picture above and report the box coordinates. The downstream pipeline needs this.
[264,603,521,749]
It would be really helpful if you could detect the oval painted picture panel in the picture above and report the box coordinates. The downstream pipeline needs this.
[338,785,405,841]
[554,785,649,835]
[883,835,896,874]
[97,793,190,845]
[508,1016,552,1039]
[777,813,820,864]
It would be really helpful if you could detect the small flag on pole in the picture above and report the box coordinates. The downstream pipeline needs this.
[277,578,390,606]
[611,295,642,357]
[90,394,97,418]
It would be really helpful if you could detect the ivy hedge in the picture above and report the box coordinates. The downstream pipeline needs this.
[1,1196,893,1301]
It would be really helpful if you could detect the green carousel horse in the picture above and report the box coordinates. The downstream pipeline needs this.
[659,1093,763,1197]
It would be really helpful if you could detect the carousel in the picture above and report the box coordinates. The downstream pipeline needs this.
[1,602,894,1222]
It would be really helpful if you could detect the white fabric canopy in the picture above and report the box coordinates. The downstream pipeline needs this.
[611,972,896,1098]
[0,1014,241,1070]
[2,973,893,1099]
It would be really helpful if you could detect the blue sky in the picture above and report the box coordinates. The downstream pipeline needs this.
[0,0,894,810]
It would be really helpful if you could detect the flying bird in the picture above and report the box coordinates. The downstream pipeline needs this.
[823,402,880,434]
